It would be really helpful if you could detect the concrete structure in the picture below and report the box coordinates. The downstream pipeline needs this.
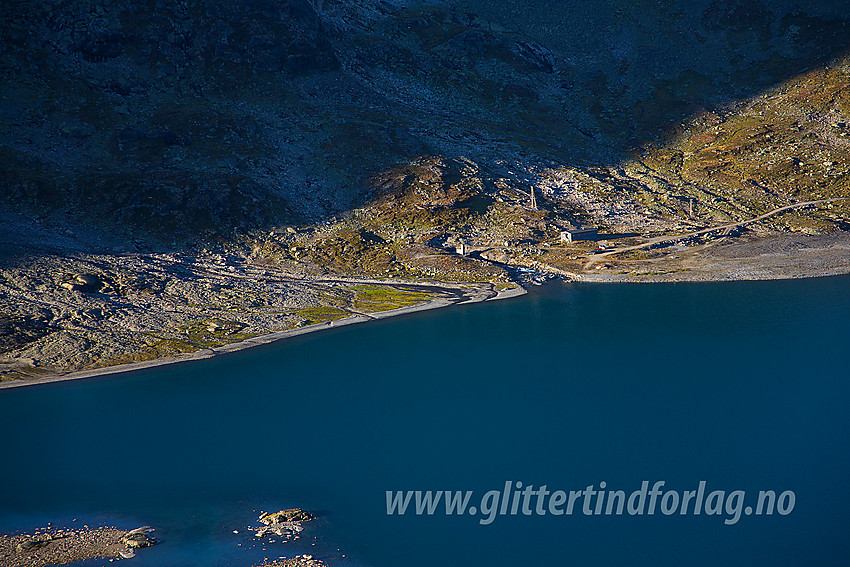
[560,227,598,243]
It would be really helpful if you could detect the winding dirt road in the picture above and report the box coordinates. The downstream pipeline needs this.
[585,197,850,267]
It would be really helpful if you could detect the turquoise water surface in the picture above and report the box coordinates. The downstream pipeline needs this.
[1,276,849,566]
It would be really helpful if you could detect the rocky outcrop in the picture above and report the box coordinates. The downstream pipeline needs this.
[59,274,108,293]
[254,508,313,540]
[260,509,314,524]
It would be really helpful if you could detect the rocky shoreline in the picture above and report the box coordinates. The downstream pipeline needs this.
[0,510,338,567]
[575,232,850,283]
[0,525,155,567]
[0,262,525,389]
[4,223,850,389]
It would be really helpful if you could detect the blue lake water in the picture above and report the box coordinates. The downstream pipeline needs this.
[1,276,849,566]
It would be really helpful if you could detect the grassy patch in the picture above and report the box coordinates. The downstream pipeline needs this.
[109,318,258,364]
[296,306,350,325]
[181,319,255,347]
[350,285,433,312]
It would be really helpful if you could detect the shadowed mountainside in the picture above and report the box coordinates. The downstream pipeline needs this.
[1,0,848,243]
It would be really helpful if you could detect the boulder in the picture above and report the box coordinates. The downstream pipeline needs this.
[60,273,104,293]
[121,526,156,549]
[15,539,48,553]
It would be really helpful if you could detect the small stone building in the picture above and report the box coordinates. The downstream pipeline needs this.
[560,227,598,242]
